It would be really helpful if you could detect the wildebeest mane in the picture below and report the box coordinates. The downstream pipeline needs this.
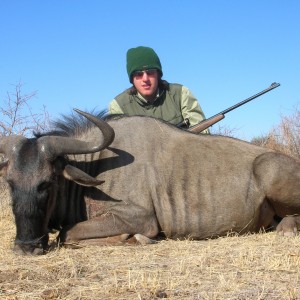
[35,109,114,138]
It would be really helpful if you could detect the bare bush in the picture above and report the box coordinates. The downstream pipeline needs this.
[251,107,300,159]
[210,123,239,137]
[0,82,50,137]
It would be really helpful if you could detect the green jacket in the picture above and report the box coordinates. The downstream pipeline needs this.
[109,83,208,132]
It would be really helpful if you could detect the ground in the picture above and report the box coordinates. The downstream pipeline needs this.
[1,183,300,299]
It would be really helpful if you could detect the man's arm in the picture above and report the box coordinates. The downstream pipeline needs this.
[109,99,124,115]
[180,86,210,134]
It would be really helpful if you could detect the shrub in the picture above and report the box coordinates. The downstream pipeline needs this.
[0,82,50,137]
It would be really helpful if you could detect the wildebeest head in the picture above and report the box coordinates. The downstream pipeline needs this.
[0,109,115,255]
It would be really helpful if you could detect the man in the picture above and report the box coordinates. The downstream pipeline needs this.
[109,46,208,132]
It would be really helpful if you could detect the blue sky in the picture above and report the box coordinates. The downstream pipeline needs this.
[0,1,299,141]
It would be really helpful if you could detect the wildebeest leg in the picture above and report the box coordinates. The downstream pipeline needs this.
[63,233,156,248]
[59,212,159,246]
[253,152,300,236]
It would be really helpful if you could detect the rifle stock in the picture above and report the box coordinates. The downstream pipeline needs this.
[188,114,225,133]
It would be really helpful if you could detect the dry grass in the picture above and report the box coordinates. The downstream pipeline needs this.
[251,107,300,159]
[0,184,300,300]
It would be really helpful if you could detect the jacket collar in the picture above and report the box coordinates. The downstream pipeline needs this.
[137,89,165,104]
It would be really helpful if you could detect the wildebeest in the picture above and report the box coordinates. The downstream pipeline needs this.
[1,109,300,255]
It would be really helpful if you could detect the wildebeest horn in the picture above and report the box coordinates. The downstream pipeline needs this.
[39,109,115,157]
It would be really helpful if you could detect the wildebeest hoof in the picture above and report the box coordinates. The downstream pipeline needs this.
[13,243,44,255]
[134,234,157,245]
[276,216,298,237]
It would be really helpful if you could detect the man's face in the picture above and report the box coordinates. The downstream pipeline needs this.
[132,69,159,102]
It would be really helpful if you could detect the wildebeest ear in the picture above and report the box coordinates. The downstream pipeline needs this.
[62,164,104,187]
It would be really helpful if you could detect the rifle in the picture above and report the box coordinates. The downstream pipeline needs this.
[179,82,280,134]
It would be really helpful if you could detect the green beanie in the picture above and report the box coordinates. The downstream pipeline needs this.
[126,46,163,82]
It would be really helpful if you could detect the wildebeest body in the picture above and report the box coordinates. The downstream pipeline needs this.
[1,113,300,254]
[58,117,299,240]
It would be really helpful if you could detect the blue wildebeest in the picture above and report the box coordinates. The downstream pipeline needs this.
[0,110,300,255]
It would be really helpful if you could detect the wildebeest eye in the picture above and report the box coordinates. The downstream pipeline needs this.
[37,181,52,192]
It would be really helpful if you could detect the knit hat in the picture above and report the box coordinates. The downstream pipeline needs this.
[126,46,163,82]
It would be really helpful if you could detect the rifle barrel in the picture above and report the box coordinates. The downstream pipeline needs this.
[187,82,281,133]
[213,82,280,118]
